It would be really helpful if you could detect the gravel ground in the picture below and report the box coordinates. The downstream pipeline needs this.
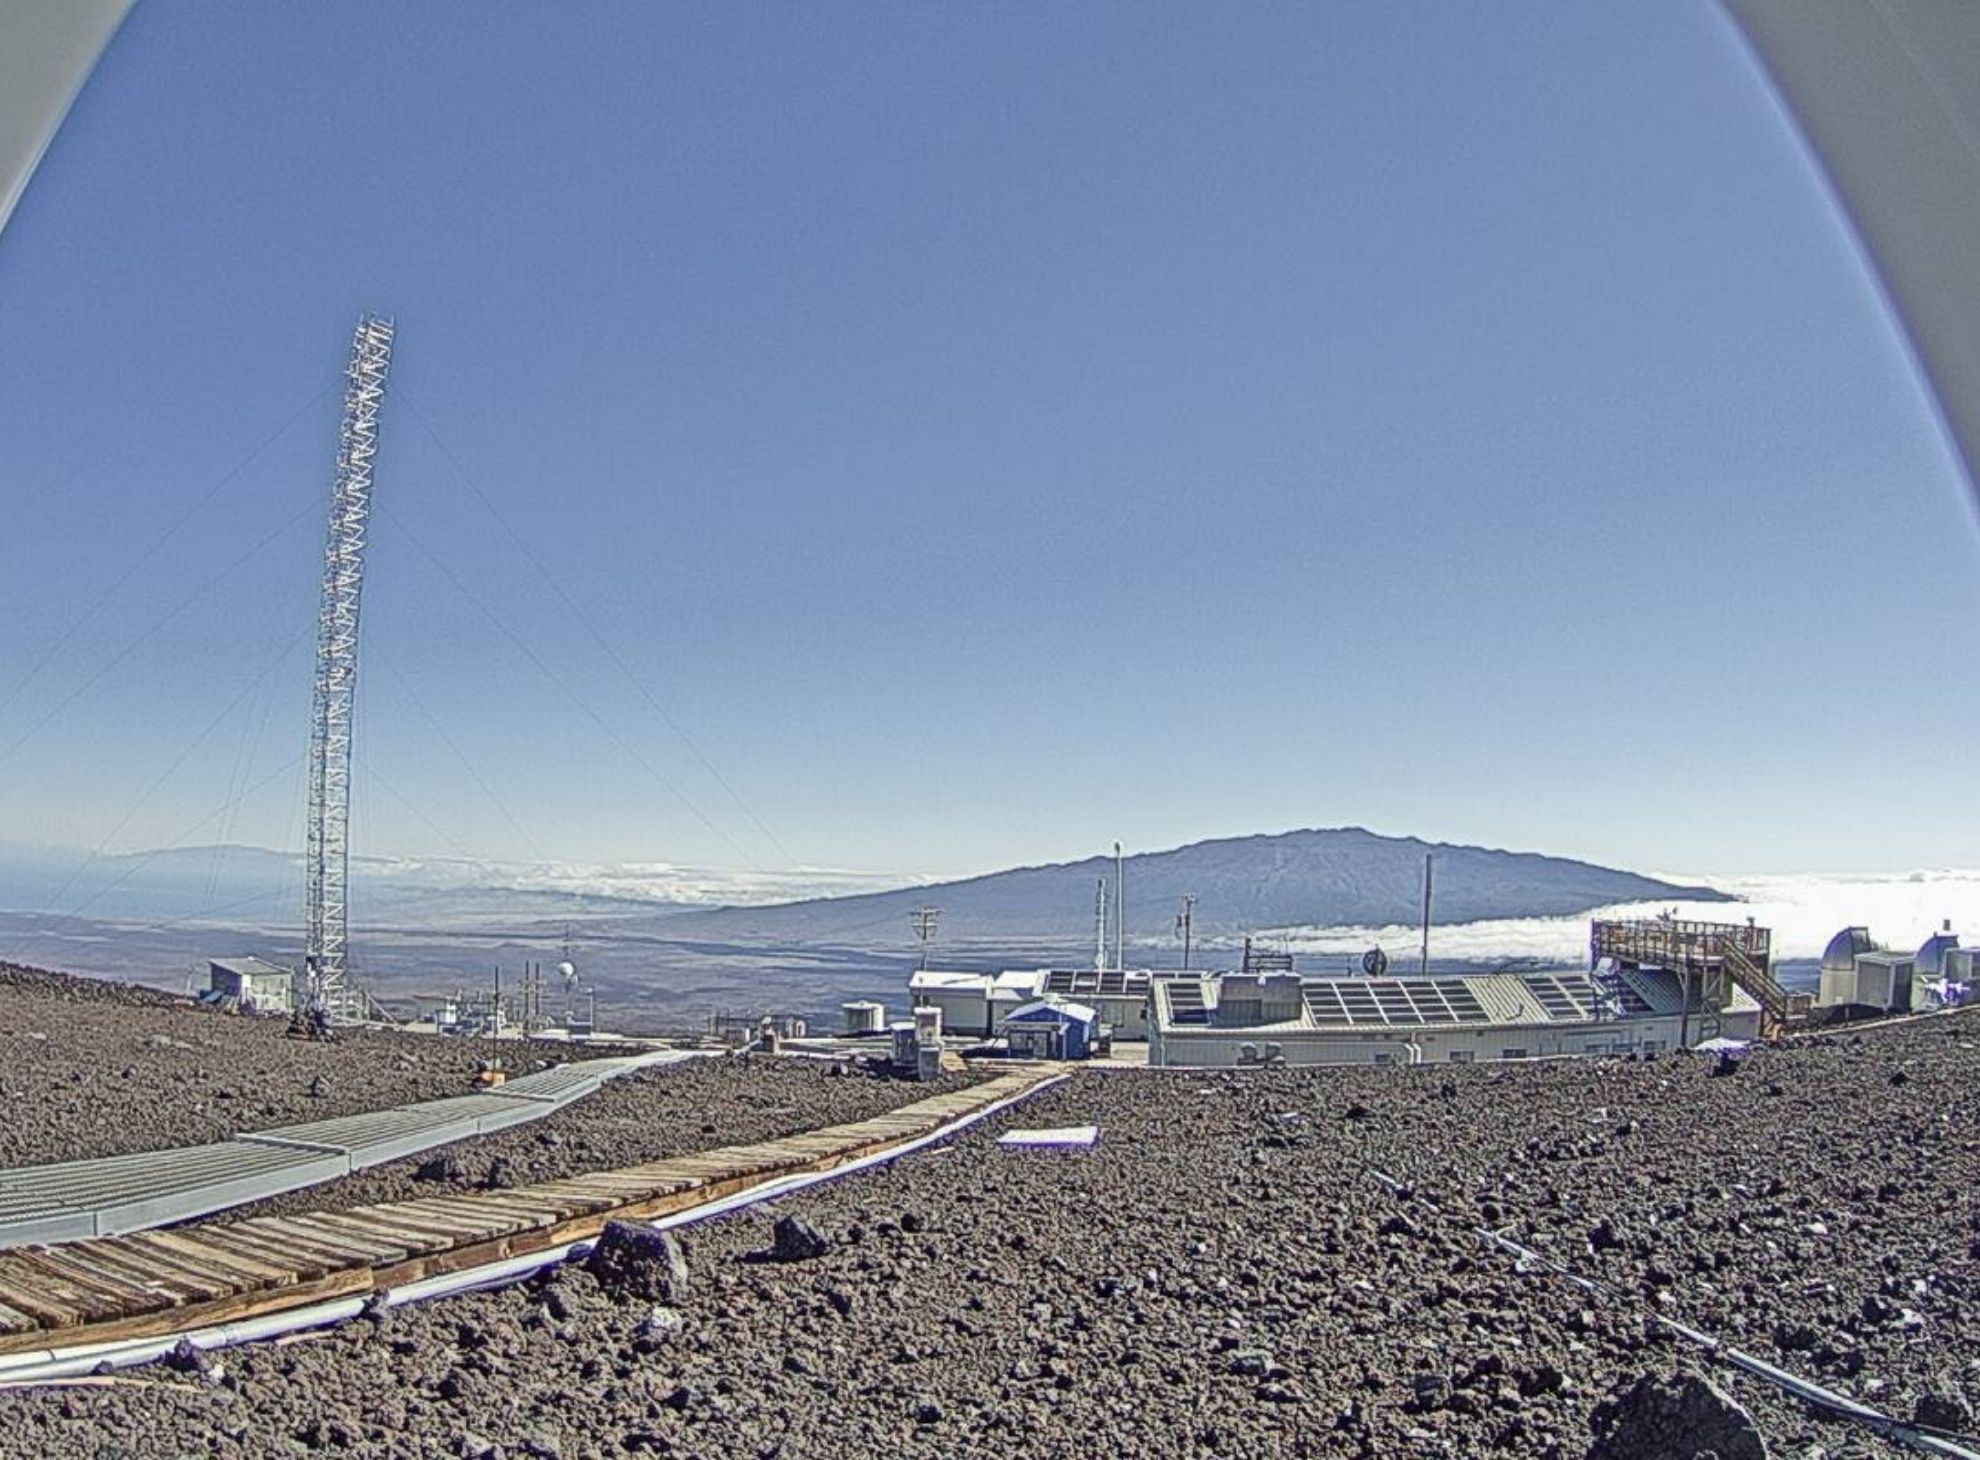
[0,1013,1973,1458]
[0,962,640,1167]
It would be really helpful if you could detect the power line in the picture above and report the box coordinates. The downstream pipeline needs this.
[374,500,767,871]
[401,390,797,867]
[0,382,331,722]
[368,643,547,862]
[26,749,306,953]
[353,747,479,861]
[0,496,318,768]
[31,626,313,921]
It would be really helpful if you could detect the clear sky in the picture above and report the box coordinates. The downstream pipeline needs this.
[0,1,1973,888]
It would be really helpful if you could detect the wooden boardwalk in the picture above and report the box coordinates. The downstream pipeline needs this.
[0,1069,1051,1355]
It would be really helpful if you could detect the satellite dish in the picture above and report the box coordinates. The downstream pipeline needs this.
[1362,947,1388,977]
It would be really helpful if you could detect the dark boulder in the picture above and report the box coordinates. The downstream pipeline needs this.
[583,1221,690,1303]
[1585,1369,1766,1460]
[768,1215,831,1262]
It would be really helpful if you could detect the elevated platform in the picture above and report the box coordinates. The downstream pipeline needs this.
[1592,917,1793,1035]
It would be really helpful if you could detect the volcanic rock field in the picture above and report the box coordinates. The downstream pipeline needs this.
[0,963,1972,1457]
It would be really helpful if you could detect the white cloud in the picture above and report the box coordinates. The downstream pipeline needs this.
[1245,870,1980,967]
[351,852,919,907]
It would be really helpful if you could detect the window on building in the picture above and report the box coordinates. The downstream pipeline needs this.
[1501,1048,1528,1060]
[1447,1050,1475,1064]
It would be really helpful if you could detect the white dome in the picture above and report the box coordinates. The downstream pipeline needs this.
[1821,927,1875,975]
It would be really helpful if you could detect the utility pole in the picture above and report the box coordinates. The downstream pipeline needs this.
[1114,841,1125,974]
[1419,853,1434,977]
[909,906,942,971]
[1175,894,1196,971]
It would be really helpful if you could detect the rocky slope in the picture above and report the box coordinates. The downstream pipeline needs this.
[0,1013,1970,1457]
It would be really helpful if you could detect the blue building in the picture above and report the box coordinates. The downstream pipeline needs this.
[1002,998,1099,1060]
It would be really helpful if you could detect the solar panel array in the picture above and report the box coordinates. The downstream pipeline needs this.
[1043,969,1147,996]
[1301,978,1493,1027]
[1520,973,1595,1020]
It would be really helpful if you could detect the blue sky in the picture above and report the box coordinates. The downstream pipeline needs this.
[0,0,1973,887]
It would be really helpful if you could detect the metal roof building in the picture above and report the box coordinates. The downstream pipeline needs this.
[1148,965,1760,1068]
[205,956,295,1015]
[909,967,1153,1040]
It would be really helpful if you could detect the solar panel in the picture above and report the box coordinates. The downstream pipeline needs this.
[1335,984,1382,1024]
[1394,980,1448,1021]
[1370,984,1424,1024]
[1521,974,1592,1021]
[1303,983,1351,1024]
[1044,971,1075,993]
[1441,984,1491,1023]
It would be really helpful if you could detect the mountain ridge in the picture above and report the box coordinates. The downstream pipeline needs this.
[648,826,1730,945]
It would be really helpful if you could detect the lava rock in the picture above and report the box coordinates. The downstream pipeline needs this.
[161,1338,215,1377]
[1585,1369,1767,1460]
[415,1152,465,1184]
[1914,1389,1975,1432]
[584,1221,690,1303]
[768,1215,831,1262]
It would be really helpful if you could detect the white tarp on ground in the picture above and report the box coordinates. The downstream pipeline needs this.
[998,1126,1100,1149]
[1694,1037,1752,1055]
[1724,0,1980,496]
[0,0,133,244]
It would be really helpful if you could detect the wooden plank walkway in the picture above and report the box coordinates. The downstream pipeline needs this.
[0,1068,1051,1354]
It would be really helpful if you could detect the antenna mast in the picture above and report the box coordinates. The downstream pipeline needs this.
[302,315,394,1019]
[1093,878,1109,972]
[1419,852,1434,977]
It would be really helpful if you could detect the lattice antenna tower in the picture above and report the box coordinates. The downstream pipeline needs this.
[302,315,395,1018]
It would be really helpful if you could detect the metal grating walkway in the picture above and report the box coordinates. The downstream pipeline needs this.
[0,1051,687,1251]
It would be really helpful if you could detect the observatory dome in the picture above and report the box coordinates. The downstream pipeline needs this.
[1821,926,1876,974]
[1916,923,1959,976]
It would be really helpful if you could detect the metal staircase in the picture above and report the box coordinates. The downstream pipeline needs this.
[1718,934,1792,1036]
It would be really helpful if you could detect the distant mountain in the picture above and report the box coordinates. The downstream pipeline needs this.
[0,841,907,928]
[653,828,1730,946]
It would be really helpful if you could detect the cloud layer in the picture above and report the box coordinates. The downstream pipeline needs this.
[1249,870,1980,968]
